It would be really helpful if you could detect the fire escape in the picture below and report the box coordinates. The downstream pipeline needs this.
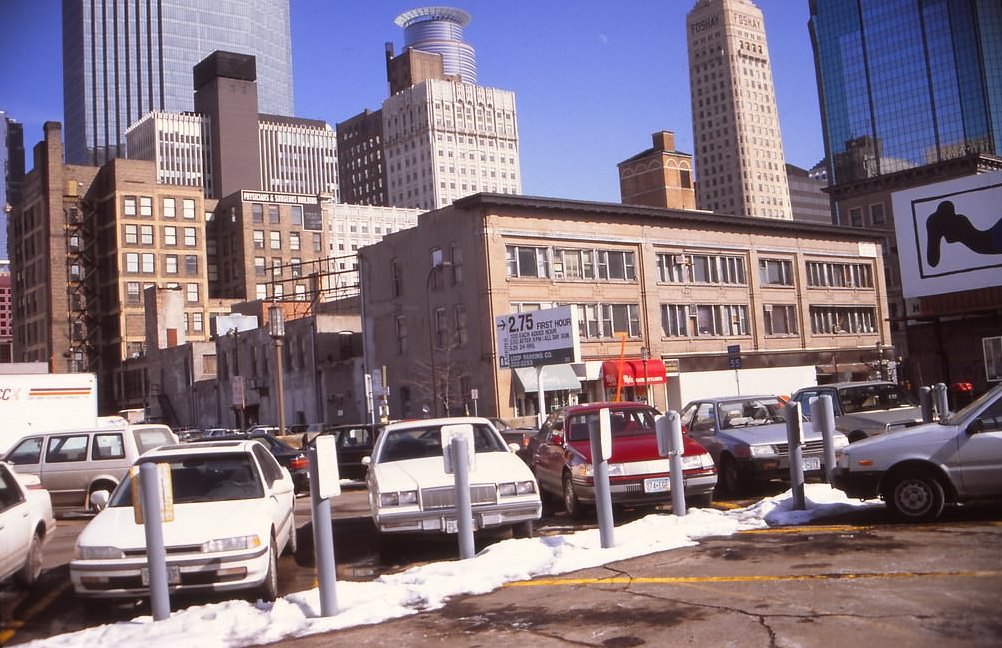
[65,198,101,374]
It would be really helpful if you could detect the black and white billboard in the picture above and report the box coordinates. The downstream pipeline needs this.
[892,172,1002,299]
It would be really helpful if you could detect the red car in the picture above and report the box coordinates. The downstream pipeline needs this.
[527,402,717,517]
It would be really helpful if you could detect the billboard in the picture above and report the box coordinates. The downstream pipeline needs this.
[495,306,580,369]
[892,172,1002,299]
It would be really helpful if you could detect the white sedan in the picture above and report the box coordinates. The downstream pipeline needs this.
[0,462,56,587]
[70,440,297,605]
[365,417,541,537]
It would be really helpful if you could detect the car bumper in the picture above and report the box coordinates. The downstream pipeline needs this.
[832,468,882,500]
[572,469,718,506]
[373,499,541,534]
[70,544,270,599]
[740,453,830,481]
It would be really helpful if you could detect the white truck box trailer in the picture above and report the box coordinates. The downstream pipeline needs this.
[0,373,100,453]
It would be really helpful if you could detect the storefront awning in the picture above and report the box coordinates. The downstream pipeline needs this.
[601,359,668,388]
[513,364,582,392]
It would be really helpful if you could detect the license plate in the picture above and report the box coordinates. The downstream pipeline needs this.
[141,565,180,586]
[803,456,821,471]
[444,518,458,534]
[643,477,671,493]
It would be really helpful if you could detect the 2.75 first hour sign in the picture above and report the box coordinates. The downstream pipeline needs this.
[495,306,581,369]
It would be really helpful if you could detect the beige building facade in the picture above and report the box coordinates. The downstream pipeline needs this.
[361,193,890,423]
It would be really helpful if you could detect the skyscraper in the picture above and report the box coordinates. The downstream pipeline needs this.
[809,0,1002,187]
[62,0,294,166]
[394,6,477,84]
[1,112,25,261]
[686,0,793,219]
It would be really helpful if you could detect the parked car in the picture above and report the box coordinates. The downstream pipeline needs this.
[3,423,178,513]
[834,383,1002,522]
[0,462,56,587]
[312,423,382,481]
[528,402,717,517]
[488,417,535,462]
[790,381,923,442]
[679,395,848,495]
[189,432,309,493]
[365,417,540,537]
[70,439,297,605]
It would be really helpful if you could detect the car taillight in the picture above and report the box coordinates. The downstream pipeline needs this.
[290,456,308,470]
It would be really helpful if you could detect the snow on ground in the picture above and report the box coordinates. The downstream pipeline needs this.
[27,484,881,648]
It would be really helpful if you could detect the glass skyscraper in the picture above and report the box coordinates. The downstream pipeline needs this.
[809,0,1002,186]
[62,0,294,166]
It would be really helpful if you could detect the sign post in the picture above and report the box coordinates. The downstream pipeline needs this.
[727,344,742,394]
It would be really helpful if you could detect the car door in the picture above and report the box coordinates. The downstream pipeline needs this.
[0,464,31,580]
[530,412,566,495]
[251,444,294,549]
[686,402,725,462]
[793,389,821,419]
[41,433,92,508]
[954,392,1002,497]
[4,437,44,479]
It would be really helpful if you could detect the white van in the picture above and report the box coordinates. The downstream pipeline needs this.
[2,420,177,513]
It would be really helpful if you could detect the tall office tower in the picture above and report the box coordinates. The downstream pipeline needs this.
[809,0,1002,188]
[62,0,294,166]
[2,113,25,260]
[126,112,213,192]
[394,7,476,85]
[686,0,793,219]
[336,110,386,206]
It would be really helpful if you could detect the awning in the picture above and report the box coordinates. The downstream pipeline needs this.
[513,364,582,392]
[602,359,668,388]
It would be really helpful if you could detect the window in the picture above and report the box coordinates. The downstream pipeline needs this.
[806,261,873,288]
[454,304,467,345]
[125,253,139,272]
[185,255,198,275]
[434,308,448,348]
[139,196,153,217]
[126,282,141,304]
[691,254,746,284]
[256,284,268,300]
[165,255,179,274]
[849,207,863,227]
[395,315,407,354]
[657,253,688,283]
[506,245,548,278]
[810,306,876,334]
[252,203,264,223]
[554,248,594,279]
[661,304,688,337]
[124,224,138,244]
[450,244,463,285]
[186,283,199,303]
[764,304,798,335]
[312,233,322,252]
[253,230,265,249]
[759,258,794,286]
[268,205,280,224]
[163,197,176,218]
[272,258,283,277]
[869,202,886,225]
[290,258,302,278]
[164,226,177,246]
[46,435,89,463]
[92,433,125,460]
[255,257,266,276]
[140,225,153,245]
[693,304,749,336]
[124,196,137,216]
[270,232,281,250]
[182,199,195,219]
[391,259,403,297]
[291,205,303,226]
[289,232,300,251]
[142,253,155,273]
[597,250,636,280]
[184,227,197,247]
[574,303,641,339]
[191,312,204,332]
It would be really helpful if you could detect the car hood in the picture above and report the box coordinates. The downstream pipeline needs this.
[567,434,709,463]
[844,420,957,454]
[838,407,923,427]
[372,452,535,491]
[77,499,271,550]
[719,422,823,445]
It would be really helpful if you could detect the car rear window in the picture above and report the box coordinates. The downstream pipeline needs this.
[839,384,915,414]
[377,424,505,463]
[133,426,176,455]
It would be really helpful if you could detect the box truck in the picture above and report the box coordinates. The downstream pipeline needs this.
[0,373,100,453]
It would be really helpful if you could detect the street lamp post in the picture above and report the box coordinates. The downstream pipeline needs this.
[426,258,452,418]
[228,328,246,431]
[269,305,287,438]
[640,346,650,404]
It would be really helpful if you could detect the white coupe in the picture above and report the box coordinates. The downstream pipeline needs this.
[365,417,541,538]
[70,440,297,608]
[0,462,56,587]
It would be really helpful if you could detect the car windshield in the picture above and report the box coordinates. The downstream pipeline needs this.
[838,384,916,414]
[941,386,1002,426]
[109,454,264,506]
[376,424,506,463]
[566,407,658,442]
[718,399,786,428]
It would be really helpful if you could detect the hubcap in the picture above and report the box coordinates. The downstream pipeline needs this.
[897,479,930,514]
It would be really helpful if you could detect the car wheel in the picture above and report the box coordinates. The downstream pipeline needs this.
[512,520,535,539]
[16,531,44,587]
[687,492,713,509]
[563,473,585,519]
[883,470,945,522]
[256,538,279,602]
[717,454,742,497]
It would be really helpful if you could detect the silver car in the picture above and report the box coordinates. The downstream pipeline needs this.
[680,395,848,495]
[791,381,922,442]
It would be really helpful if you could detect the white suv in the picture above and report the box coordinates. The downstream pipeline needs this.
[833,384,1002,521]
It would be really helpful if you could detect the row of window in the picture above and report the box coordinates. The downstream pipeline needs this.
[123,196,197,219]
[124,224,198,247]
[251,230,323,252]
[505,245,875,289]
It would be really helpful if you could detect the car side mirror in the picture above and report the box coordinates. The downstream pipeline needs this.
[361,456,371,466]
[508,442,521,453]
[551,432,564,446]
[89,489,110,511]
[966,419,985,435]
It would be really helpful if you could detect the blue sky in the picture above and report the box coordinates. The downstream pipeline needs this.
[1,1,824,204]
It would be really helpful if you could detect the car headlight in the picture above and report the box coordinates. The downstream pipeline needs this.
[749,444,776,457]
[379,490,418,507]
[833,434,850,449]
[75,545,125,560]
[681,453,715,469]
[202,534,262,553]
[499,480,537,496]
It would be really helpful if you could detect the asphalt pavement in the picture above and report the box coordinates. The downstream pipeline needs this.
[265,505,1002,648]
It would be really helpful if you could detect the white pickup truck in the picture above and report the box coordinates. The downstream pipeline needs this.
[833,383,1002,521]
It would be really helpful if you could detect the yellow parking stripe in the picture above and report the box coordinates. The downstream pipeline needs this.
[504,569,1002,588]
[0,581,70,645]
[738,524,867,534]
